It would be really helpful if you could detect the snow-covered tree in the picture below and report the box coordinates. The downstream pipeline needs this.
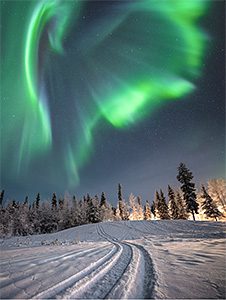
[168,185,179,220]
[58,194,73,230]
[177,163,199,221]
[100,201,115,222]
[150,202,156,219]
[4,201,31,236]
[129,193,138,220]
[129,194,143,220]
[4,201,17,236]
[77,199,88,225]
[24,196,28,206]
[32,201,35,210]
[154,190,170,219]
[121,200,130,221]
[115,204,122,220]
[58,197,64,210]
[157,190,170,220]
[118,184,124,220]
[144,200,151,220]
[71,196,79,226]
[0,208,7,236]
[100,192,107,208]
[52,193,57,210]
[19,199,31,235]
[112,206,117,217]
[154,191,161,219]
[35,193,40,210]
[117,184,129,220]
[39,202,58,233]
[137,196,144,220]
[175,191,188,219]
[0,190,5,207]
[87,197,101,223]
[201,186,223,221]
[207,179,226,210]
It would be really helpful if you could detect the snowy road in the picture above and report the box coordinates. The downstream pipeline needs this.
[0,220,225,299]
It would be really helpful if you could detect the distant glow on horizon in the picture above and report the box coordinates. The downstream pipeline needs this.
[2,0,210,188]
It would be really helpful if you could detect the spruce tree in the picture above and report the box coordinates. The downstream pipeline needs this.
[207,179,226,209]
[87,198,101,223]
[151,202,156,218]
[100,192,107,207]
[168,185,179,219]
[112,207,117,217]
[0,190,5,207]
[154,191,161,218]
[177,163,199,220]
[129,193,137,220]
[201,186,222,221]
[35,193,40,210]
[137,196,143,220]
[157,190,170,219]
[94,194,99,202]
[12,200,18,208]
[144,200,151,220]
[86,193,91,202]
[122,202,130,221]
[59,197,64,210]
[117,185,129,221]
[129,194,143,220]
[175,192,188,219]
[78,199,88,224]
[118,184,124,220]
[23,196,28,206]
[52,193,57,210]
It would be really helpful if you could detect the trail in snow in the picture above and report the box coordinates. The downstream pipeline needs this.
[0,220,225,299]
[57,223,155,299]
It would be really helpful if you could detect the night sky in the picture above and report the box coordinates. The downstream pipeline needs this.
[1,0,225,205]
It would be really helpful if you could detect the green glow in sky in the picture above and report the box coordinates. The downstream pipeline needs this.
[1,0,210,188]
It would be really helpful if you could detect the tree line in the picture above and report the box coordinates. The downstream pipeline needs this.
[0,163,225,237]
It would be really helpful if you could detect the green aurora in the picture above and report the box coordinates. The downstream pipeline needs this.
[1,0,210,189]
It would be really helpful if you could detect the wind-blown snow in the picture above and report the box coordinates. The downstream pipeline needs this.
[0,220,225,299]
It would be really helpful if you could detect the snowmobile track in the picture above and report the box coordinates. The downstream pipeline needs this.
[95,224,155,299]
[59,224,133,299]
[31,242,118,299]
[4,223,156,299]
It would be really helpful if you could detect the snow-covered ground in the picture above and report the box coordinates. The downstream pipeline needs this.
[0,220,225,299]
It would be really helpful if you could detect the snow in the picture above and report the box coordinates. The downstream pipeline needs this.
[0,220,225,299]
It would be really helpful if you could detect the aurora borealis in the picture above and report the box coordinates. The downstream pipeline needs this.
[1,0,225,201]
